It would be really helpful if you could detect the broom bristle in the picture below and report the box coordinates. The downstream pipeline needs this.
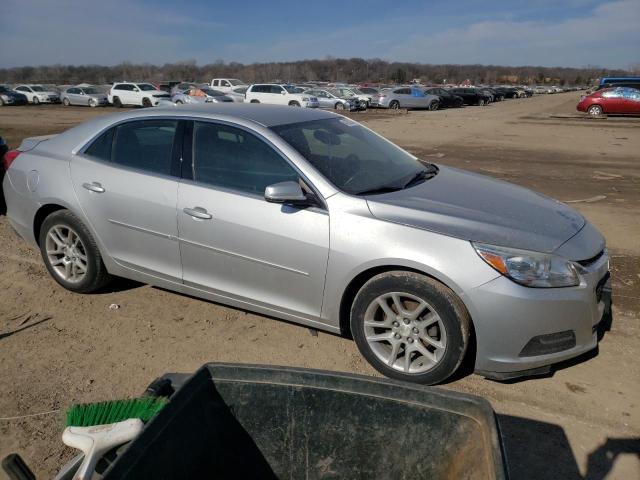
[65,397,168,427]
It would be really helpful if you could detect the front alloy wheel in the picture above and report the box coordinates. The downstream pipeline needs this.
[351,271,470,384]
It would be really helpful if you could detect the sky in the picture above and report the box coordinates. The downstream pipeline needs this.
[0,0,638,69]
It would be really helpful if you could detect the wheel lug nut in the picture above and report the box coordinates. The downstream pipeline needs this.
[394,333,401,339]
[403,318,411,325]
[392,321,399,327]
[407,337,414,343]
[412,327,419,334]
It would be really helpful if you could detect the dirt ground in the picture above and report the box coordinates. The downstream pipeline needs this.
[0,94,638,479]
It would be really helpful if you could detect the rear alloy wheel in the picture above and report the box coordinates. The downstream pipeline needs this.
[351,271,470,384]
[289,101,301,107]
[389,100,400,110]
[335,102,345,110]
[63,98,70,106]
[113,96,122,108]
[428,100,439,111]
[587,105,603,116]
[39,210,112,293]
[142,97,152,108]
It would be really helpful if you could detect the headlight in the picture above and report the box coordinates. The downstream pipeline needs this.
[473,243,585,288]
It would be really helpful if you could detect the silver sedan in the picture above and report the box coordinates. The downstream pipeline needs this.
[378,87,440,110]
[3,104,609,384]
[61,86,108,107]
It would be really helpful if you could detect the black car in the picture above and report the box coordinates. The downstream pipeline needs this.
[424,88,464,108]
[479,87,504,102]
[0,85,28,106]
[450,88,492,106]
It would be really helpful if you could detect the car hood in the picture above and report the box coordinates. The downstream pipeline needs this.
[365,165,587,256]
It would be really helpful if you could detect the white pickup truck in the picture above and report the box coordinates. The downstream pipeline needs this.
[210,78,246,93]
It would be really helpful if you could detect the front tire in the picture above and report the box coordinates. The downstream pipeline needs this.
[389,100,400,110]
[428,100,439,111]
[587,104,603,116]
[289,101,300,107]
[32,96,40,105]
[250,99,260,103]
[350,271,470,384]
[63,98,70,106]
[39,210,112,293]
[477,98,485,106]
[142,97,152,108]
[335,102,345,110]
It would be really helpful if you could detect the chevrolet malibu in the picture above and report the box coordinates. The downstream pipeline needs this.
[2,104,610,384]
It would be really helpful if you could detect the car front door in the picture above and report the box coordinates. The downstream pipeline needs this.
[70,119,183,282]
[67,88,81,105]
[177,120,330,320]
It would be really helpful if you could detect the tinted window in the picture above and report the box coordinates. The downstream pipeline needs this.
[16,86,28,92]
[111,120,178,175]
[114,84,132,91]
[193,122,298,195]
[68,88,80,94]
[84,128,115,161]
[270,85,284,94]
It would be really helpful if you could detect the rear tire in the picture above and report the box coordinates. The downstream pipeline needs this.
[113,96,122,108]
[175,100,183,105]
[335,102,345,110]
[587,105,603,116]
[477,98,485,106]
[350,271,470,385]
[389,100,400,110]
[428,100,439,111]
[32,96,40,105]
[250,99,260,103]
[39,210,112,293]
[0,98,4,106]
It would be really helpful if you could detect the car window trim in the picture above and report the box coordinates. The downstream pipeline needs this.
[181,118,327,212]
[76,117,184,181]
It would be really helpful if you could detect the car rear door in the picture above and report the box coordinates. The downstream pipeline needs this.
[177,120,329,320]
[70,119,183,282]
[620,88,640,114]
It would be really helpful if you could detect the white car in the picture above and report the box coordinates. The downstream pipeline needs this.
[13,85,60,104]
[333,87,373,106]
[210,78,246,93]
[245,84,319,108]
[108,82,172,108]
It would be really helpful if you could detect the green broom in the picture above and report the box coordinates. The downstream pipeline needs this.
[63,397,168,480]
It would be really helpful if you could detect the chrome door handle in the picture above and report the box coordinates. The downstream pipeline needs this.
[82,182,105,193]
[183,207,212,220]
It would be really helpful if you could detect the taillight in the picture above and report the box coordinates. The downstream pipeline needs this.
[3,150,21,170]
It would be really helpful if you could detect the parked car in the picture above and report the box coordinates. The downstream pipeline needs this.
[478,88,498,102]
[172,87,233,104]
[449,88,492,106]
[245,84,319,108]
[108,82,172,107]
[533,86,551,94]
[61,86,108,107]
[2,104,610,385]
[577,87,640,116]
[227,85,248,103]
[331,87,373,106]
[358,87,380,106]
[596,76,640,91]
[13,84,60,104]
[423,88,464,108]
[304,88,365,111]
[0,85,28,106]
[210,78,246,93]
[378,87,440,110]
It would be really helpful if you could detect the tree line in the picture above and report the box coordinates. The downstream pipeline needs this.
[0,58,636,86]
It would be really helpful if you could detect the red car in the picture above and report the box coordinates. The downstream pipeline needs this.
[577,87,640,116]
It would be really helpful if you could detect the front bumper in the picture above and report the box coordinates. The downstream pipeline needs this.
[37,96,60,103]
[466,249,610,376]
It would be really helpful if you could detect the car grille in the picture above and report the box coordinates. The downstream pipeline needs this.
[577,249,605,267]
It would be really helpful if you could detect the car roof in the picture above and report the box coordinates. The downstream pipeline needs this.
[141,103,337,127]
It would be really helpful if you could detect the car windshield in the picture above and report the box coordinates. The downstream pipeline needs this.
[229,79,244,86]
[272,117,433,195]
[31,86,45,92]
[82,87,99,94]
[137,84,156,91]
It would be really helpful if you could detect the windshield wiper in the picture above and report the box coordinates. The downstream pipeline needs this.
[355,185,405,196]
[402,165,439,189]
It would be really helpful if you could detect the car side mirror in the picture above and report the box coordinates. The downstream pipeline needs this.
[281,91,286,95]
[133,88,139,92]
[265,181,310,206]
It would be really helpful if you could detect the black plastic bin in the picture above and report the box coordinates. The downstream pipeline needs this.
[103,363,507,479]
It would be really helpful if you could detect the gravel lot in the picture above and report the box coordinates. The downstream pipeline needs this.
[1,94,639,479]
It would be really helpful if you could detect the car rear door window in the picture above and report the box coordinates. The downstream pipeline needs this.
[111,120,178,176]
[84,128,115,161]
[192,121,298,195]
